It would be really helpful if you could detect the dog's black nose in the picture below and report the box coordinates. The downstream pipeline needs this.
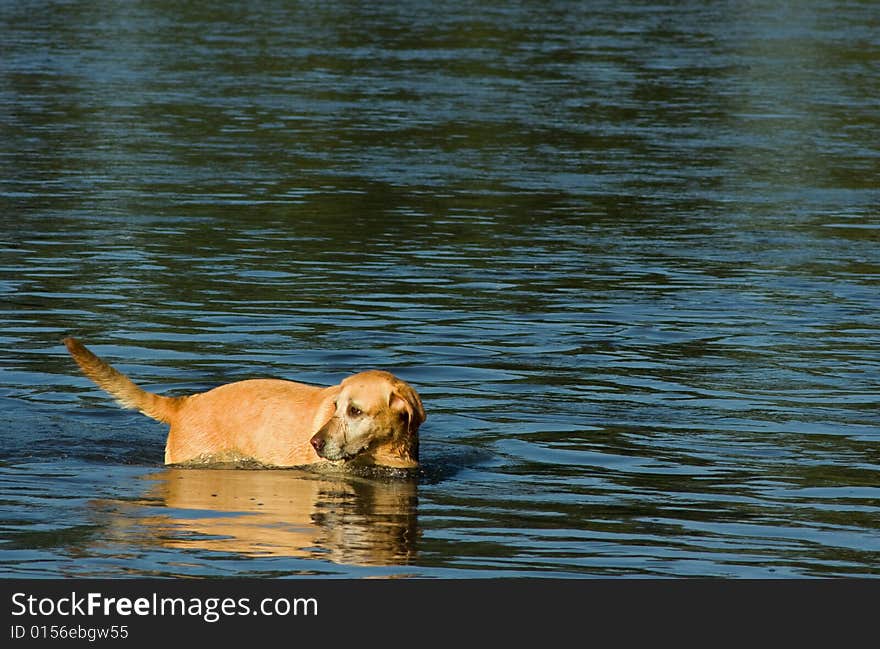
[310,436,325,453]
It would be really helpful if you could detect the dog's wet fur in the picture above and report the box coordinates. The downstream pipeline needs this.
[63,337,425,471]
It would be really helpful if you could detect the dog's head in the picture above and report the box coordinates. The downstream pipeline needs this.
[310,371,425,469]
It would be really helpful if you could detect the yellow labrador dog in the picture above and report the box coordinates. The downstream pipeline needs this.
[63,337,425,469]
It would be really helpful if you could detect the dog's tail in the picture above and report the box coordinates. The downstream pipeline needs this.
[63,337,182,423]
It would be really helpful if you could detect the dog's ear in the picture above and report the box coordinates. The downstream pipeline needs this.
[389,380,426,433]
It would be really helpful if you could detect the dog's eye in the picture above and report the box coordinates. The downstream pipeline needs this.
[347,405,363,418]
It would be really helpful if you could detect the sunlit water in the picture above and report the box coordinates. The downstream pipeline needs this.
[1,1,878,577]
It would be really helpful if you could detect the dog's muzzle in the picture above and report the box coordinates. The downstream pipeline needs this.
[309,419,350,461]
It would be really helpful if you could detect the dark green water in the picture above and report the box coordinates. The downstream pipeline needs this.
[1,1,878,577]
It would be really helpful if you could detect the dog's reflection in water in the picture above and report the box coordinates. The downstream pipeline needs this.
[134,468,418,565]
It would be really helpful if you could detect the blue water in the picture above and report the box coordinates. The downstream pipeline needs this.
[1,0,878,577]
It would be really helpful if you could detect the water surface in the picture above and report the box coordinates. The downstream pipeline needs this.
[1,0,879,577]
